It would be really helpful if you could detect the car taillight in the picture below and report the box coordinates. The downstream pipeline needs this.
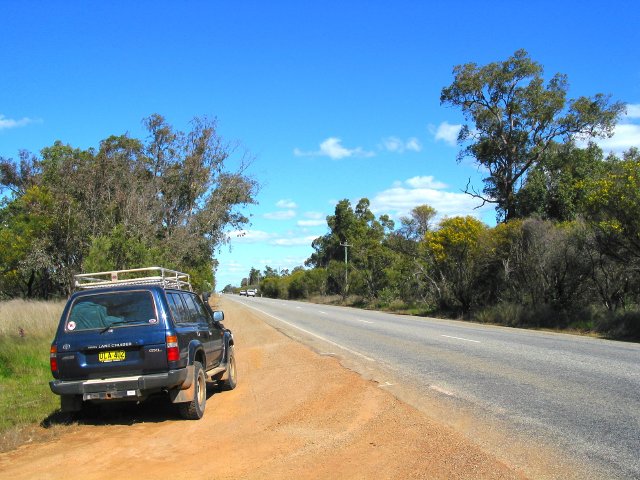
[50,345,58,372]
[166,335,179,362]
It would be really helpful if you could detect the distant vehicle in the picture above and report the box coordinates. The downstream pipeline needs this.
[239,290,247,296]
[246,289,256,297]
[49,267,237,420]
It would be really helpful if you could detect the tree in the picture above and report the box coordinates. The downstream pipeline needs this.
[0,114,258,297]
[398,205,436,241]
[260,276,288,299]
[498,219,590,314]
[425,216,489,313]
[263,265,280,278]
[441,49,625,222]
[306,199,357,269]
[585,148,640,260]
[248,267,260,285]
[287,269,307,299]
[515,142,606,221]
[306,198,395,298]
[0,186,58,297]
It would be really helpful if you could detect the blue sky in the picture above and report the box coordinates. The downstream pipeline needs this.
[2,1,639,289]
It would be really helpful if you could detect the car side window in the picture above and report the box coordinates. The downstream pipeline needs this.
[192,295,212,322]
[167,292,190,325]
[181,293,207,324]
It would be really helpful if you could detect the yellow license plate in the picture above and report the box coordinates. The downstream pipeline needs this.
[98,350,126,362]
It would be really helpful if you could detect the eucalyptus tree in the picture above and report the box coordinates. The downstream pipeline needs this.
[441,49,624,222]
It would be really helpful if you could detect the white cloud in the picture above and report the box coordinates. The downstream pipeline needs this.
[380,136,422,153]
[263,210,296,220]
[303,211,324,220]
[626,103,640,119]
[405,175,448,189]
[228,230,275,243]
[272,235,318,246]
[257,256,309,270]
[230,230,316,247]
[319,137,353,159]
[0,114,37,130]
[433,121,462,146]
[297,211,326,227]
[276,199,297,209]
[595,124,640,152]
[297,219,325,227]
[294,137,374,160]
[591,105,640,153]
[218,260,246,273]
[370,176,491,221]
[406,137,422,152]
[381,136,403,152]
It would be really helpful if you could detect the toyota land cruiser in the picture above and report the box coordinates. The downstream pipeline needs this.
[49,267,236,420]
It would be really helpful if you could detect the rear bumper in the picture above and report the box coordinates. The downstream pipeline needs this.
[50,368,189,399]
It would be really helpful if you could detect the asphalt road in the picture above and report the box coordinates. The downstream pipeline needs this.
[226,294,640,479]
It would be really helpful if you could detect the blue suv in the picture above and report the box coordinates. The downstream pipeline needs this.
[49,267,236,420]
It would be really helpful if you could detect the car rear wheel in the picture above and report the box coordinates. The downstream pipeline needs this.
[179,361,206,420]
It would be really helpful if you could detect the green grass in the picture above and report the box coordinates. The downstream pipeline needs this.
[0,299,64,433]
[0,336,60,430]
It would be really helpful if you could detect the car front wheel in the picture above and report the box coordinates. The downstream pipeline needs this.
[223,346,237,390]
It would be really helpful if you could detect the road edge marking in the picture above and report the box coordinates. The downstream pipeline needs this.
[441,334,480,343]
[241,302,376,362]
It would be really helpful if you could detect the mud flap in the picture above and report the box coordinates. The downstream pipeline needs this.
[169,365,195,403]
[61,394,83,412]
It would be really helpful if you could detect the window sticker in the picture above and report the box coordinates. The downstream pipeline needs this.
[149,318,158,324]
[67,321,77,331]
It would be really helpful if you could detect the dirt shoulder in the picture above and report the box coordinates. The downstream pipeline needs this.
[0,298,526,480]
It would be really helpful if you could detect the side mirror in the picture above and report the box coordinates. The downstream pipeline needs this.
[212,310,224,322]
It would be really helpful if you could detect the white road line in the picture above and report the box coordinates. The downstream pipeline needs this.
[430,385,455,397]
[441,334,480,343]
[357,319,374,324]
[319,311,327,315]
[242,304,376,362]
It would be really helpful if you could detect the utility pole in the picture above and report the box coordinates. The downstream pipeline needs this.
[340,242,351,295]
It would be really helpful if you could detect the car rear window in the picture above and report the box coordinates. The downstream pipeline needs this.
[66,291,157,332]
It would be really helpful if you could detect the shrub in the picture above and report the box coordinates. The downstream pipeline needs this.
[593,308,640,339]
[473,302,573,329]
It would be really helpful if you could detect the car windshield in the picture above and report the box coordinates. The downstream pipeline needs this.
[66,291,157,332]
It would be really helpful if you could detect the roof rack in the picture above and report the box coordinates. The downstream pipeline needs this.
[74,267,192,291]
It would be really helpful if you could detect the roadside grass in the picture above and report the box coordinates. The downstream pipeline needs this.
[0,299,65,448]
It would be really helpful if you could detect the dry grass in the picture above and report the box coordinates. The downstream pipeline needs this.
[0,299,65,340]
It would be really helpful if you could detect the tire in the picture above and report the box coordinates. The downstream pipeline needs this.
[223,346,237,390]
[178,361,206,420]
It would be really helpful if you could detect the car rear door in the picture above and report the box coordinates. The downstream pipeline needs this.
[55,290,168,380]
[181,292,223,369]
